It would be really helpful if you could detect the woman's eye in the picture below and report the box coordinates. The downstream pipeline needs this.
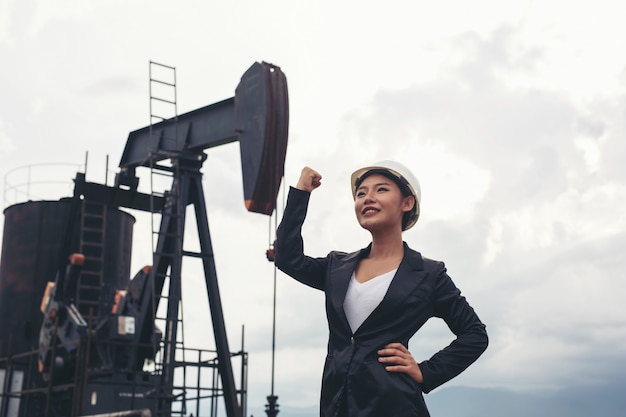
[377,187,388,192]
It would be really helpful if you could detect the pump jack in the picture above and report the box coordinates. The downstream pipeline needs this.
[33,61,288,417]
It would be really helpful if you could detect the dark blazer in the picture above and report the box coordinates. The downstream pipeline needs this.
[275,187,488,417]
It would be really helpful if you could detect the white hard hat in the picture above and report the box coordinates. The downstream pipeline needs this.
[350,160,421,230]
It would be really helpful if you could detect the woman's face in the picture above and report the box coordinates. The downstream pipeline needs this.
[353,173,414,233]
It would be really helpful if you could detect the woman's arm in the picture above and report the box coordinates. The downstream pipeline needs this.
[418,264,488,393]
[274,167,328,290]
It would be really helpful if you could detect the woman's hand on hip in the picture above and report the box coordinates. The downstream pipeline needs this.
[296,166,322,192]
[378,342,423,383]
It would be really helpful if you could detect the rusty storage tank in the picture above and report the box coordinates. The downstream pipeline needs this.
[0,198,135,360]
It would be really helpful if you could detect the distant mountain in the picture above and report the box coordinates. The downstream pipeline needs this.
[251,382,625,416]
[426,383,626,417]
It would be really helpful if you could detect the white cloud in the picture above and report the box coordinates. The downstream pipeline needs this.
[0,119,15,154]
[0,0,13,47]
[25,0,94,39]
[483,237,626,388]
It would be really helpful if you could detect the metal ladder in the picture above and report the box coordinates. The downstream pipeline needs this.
[76,201,106,318]
[148,62,190,416]
[149,61,178,126]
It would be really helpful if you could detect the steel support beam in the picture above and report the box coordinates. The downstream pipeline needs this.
[119,98,236,169]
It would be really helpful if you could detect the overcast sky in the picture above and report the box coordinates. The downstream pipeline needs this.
[1,0,625,415]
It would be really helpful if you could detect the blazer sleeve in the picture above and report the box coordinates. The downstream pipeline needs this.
[419,262,488,393]
[274,187,328,291]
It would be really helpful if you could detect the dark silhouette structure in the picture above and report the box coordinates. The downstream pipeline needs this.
[0,62,288,417]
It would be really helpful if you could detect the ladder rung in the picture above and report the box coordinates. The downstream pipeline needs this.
[82,255,104,261]
[155,315,183,323]
[83,211,105,217]
[153,231,180,238]
[81,242,104,248]
[150,78,176,87]
[82,226,104,232]
[182,250,210,259]
[79,283,100,290]
[81,242,103,249]
[79,284,100,291]
[150,61,176,70]
[82,223,104,234]
[150,113,174,122]
[151,96,176,105]
[78,285,100,290]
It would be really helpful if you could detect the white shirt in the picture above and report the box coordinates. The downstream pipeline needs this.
[343,269,397,333]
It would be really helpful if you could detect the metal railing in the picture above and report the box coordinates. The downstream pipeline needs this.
[0,333,247,417]
[3,163,84,208]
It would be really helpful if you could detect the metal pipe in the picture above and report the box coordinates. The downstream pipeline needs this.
[79,409,152,417]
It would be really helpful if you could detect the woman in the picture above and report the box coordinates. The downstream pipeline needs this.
[275,161,488,417]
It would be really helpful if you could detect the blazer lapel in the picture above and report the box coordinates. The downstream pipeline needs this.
[357,243,426,332]
[329,245,371,333]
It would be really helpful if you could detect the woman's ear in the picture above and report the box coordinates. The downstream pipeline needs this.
[402,195,415,213]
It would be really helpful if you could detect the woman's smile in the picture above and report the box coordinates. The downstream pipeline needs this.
[362,206,380,216]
